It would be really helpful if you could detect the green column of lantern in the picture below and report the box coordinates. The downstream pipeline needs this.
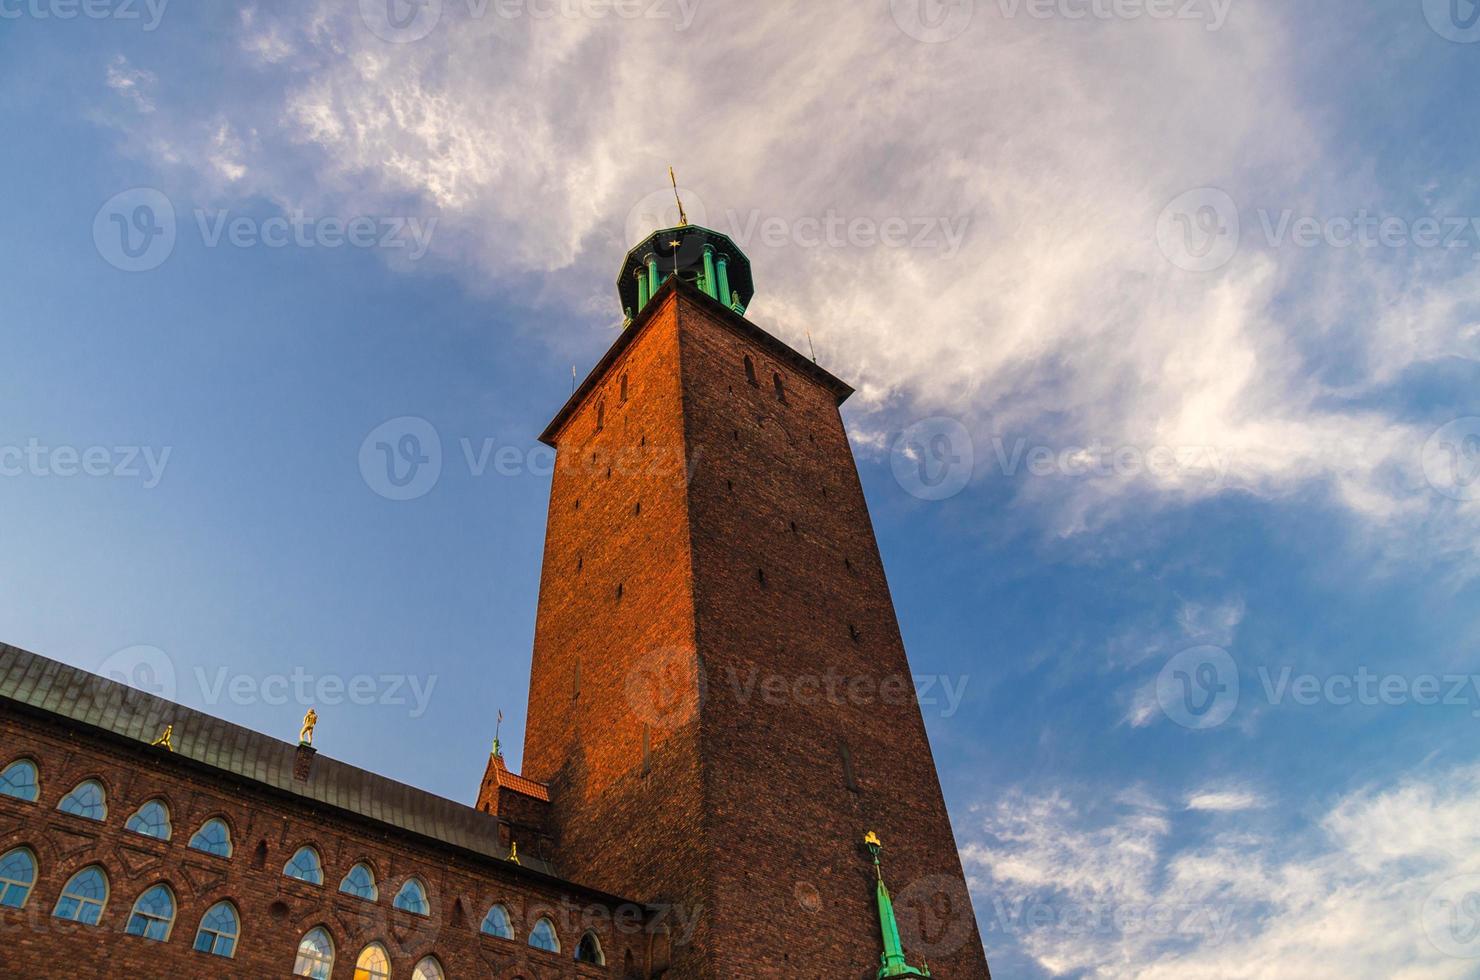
[702,245,718,300]
[715,253,731,307]
[646,253,660,297]
[636,268,650,311]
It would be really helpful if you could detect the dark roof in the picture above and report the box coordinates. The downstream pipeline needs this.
[540,275,855,447]
[0,642,587,888]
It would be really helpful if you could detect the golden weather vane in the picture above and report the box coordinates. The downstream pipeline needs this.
[669,166,688,227]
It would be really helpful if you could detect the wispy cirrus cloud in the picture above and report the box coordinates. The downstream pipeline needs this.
[963,764,1480,978]
[95,1,1480,572]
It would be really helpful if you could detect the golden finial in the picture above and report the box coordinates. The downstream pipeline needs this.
[150,724,175,752]
[864,830,882,849]
[668,167,689,227]
[299,708,318,746]
[508,841,521,866]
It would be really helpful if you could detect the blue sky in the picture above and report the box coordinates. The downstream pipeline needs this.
[3,1,1480,976]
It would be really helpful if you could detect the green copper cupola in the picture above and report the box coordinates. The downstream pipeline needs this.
[617,216,754,324]
[864,832,932,979]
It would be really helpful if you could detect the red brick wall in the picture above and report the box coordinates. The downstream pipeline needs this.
[523,288,713,974]
[0,711,648,979]
[524,282,989,978]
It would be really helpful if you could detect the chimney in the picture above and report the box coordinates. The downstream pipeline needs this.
[293,742,317,782]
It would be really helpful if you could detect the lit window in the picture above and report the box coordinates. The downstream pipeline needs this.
[412,955,445,980]
[294,927,335,979]
[393,877,429,915]
[340,862,378,901]
[353,942,391,980]
[0,848,36,909]
[193,900,239,958]
[57,779,106,820]
[188,818,233,857]
[283,846,323,885]
[0,759,38,801]
[529,916,560,953]
[125,798,172,840]
[575,930,605,965]
[480,903,513,939]
[124,883,175,942]
[53,866,108,924]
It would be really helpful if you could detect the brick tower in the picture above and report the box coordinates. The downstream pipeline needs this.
[518,218,990,978]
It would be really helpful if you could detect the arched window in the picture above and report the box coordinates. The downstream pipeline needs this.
[620,373,629,402]
[189,818,233,857]
[529,916,560,953]
[773,372,787,403]
[293,927,335,979]
[124,883,175,942]
[412,955,446,980]
[0,758,38,801]
[125,798,172,840]
[481,903,513,939]
[193,900,239,958]
[340,862,378,901]
[596,401,605,433]
[57,779,106,820]
[283,846,323,884]
[0,848,36,909]
[53,865,108,924]
[393,877,429,915]
[353,942,391,980]
[744,354,757,385]
[575,930,605,965]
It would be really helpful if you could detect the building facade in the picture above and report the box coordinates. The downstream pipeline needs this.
[0,219,990,979]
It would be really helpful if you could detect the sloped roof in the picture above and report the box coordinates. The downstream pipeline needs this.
[0,643,580,884]
[489,752,550,802]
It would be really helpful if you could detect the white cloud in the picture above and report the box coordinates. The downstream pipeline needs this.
[1185,789,1265,812]
[963,766,1480,978]
[94,2,1480,568]
[105,55,155,114]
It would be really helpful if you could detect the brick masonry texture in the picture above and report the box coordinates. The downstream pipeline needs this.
[524,280,991,979]
[0,709,651,978]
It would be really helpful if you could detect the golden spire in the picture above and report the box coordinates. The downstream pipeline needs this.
[669,166,689,227]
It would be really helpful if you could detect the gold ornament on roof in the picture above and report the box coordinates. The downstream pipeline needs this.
[299,708,318,746]
[150,724,175,752]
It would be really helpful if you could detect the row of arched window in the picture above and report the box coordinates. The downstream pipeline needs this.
[743,354,787,402]
[0,848,235,952]
[0,758,608,968]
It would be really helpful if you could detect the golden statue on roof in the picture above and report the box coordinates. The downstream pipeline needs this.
[299,708,317,746]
